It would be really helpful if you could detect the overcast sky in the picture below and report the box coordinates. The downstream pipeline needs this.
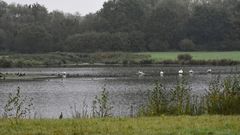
[4,0,107,15]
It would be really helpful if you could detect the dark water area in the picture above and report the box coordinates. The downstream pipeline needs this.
[0,66,239,118]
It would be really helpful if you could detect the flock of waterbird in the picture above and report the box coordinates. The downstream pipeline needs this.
[137,68,213,76]
[0,68,214,79]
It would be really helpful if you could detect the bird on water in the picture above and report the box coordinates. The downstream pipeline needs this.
[179,69,184,74]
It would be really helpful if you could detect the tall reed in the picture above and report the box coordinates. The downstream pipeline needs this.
[206,75,240,115]
[140,75,240,116]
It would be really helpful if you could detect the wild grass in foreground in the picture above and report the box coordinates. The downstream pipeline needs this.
[0,116,240,135]
[140,75,240,116]
[2,75,240,121]
[0,76,240,134]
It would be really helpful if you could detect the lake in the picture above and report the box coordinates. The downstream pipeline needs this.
[0,66,239,118]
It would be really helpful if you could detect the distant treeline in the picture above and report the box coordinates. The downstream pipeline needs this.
[0,0,240,53]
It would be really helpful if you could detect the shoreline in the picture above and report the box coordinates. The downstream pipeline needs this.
[1,52,240,68]
[0,62,240,68]
[1,71,240,82]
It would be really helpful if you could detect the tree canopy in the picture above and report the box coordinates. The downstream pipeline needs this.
[0,0,239,53]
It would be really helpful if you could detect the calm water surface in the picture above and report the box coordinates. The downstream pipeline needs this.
[0,66,239,118]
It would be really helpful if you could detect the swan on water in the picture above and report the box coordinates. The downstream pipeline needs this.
[189,69,194,74]
[207,69,212,73]
[178,69,184,74]
[160,71,164,76]
[62,72,67,78]
[138,71,145,76]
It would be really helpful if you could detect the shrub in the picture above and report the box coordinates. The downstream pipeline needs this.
[138,76,240,116]
[160,60,177,65]
[189,60,207,65]
[141,82,168,116]
[122,60,129,65]
[70,101,89,119]
[0,58,12,67]
[15,60,37,67]
[4,87,34,124]
[139,80,197,116]
[139,59,154,65]
[170,79,192,115]
[205,76,240,115]
[177,54,192,64]
[92,87,113,117]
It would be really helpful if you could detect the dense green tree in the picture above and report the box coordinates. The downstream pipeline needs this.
[128,31,146,52]
[0,29,6,50]
[187,4,232,50]
[229,1,240,40]
[65,32,101,52]
[47,11,82,51]
[31,3,49,23]
[147,39,169,51]
[14,25,52,53]
[79,13,110,33]
[0,0,7,17]
[98,0,145,32]
[0,0,239,53]
[145,0,189,50]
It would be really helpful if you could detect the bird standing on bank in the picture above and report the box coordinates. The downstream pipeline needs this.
[59,112,63,119]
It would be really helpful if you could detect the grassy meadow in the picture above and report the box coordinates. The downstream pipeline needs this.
[140,51,240,61]
[0,51,240,68]
[0,52,149,67]
[0,116,240,135]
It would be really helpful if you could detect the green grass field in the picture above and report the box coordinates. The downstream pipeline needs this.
[1,52,240,67]
[140,52,240,61]
[0,116,240,135]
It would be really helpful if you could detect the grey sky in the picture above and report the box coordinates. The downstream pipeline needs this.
[4,0,107,15]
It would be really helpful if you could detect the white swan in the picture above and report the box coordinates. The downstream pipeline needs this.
[178,69,184,74]
[160,71,164,76]
[189,69,194,74]
[207,69,212,73]
[138,71,145,76]
[62,72,67,78]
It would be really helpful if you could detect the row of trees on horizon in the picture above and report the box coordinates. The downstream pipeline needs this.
[0,0,240,53]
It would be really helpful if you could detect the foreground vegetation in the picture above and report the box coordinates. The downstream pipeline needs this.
[2,75,240,119]
[0,116,240,135]
[1,75,240,134]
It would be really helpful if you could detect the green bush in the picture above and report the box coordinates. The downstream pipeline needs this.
[159,60,177,65]
[140,75,240,116]
[206,76,240,115]
[140,80,193,116]
[139,59,154,65]
[177,54,193,64]
[4,87,34,124]
[170,79,192,115]
[0,58,12,67]
[138,82,167,116]
[92,87,113,117]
